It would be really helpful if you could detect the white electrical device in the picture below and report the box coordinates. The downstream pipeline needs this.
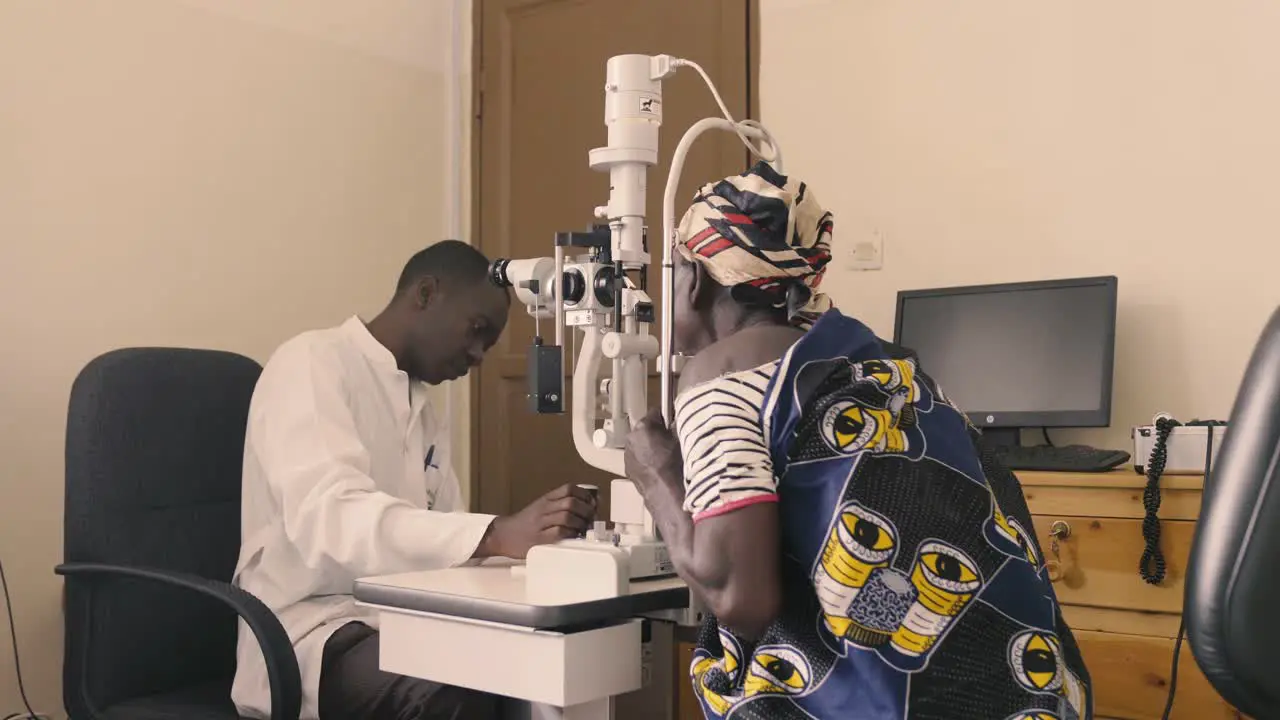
[489,53,784,593]
[1132,414,1229,475]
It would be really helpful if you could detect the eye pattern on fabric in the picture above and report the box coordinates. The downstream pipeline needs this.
[719,627,744,683]
[809,454,1003,673]
[685,312,1091,720]
[1007,630,1089,720]
[744,646,812,697]
[853,358,923,426]
[892,541,983,657]
[814,502,898,640]
[690,627,748,717]
[989,501,1042,569]
[788,359,931,466]
[822,400,908,454]
[691,653,737,717]
[1009,631,1064,693]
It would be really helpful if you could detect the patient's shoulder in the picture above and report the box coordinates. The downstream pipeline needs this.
[677,325,801,395]
[674,358,778,439]
[675,352,723,395]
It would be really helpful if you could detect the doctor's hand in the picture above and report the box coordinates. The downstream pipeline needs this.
[477,483,598,559]
[624,409,683,496]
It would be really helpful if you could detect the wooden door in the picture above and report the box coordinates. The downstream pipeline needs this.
[471,0,758,516]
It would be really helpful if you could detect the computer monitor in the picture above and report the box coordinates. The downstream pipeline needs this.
[893,275,1118,448]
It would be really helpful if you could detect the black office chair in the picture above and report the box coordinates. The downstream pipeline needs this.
[1185,307,1280,720]
[56,348,300,720]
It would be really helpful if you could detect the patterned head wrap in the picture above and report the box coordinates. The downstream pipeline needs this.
[675,161,834,330]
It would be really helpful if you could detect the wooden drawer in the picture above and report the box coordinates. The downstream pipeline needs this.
[1063,605,1183,638]
[1017,471,1205,520]
[1075,629,1238,719]
[1024,483,1205,521]
[1032,514,1195,613]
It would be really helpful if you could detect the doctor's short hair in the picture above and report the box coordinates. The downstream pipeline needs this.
[395,240,498,297]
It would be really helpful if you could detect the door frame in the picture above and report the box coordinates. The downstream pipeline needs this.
[466,0,762,506]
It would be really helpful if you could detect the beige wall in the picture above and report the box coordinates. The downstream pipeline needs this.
[9,0,1280,713]
[0,0,469,714]
[760,0,1280,451]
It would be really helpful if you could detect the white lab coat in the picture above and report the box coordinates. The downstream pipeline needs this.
[230,316,496,720]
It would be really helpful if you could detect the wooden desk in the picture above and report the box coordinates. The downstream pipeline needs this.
[674,470,1242,719]
[1019,469,1243,720]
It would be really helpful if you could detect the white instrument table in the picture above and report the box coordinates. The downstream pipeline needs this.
[355,559,689,628]
[353,560,690,718]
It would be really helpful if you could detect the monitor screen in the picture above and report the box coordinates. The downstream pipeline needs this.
[893,276,1117,429]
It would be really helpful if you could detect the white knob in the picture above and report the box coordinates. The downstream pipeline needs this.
[593,428,612,448]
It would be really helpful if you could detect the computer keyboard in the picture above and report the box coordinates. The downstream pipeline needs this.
[993,444,1132,473]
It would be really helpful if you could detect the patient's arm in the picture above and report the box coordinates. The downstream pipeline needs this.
[636,471,781,639]
[626,350,784,639]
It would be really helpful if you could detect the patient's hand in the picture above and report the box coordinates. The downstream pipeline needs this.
[624,409,683,495]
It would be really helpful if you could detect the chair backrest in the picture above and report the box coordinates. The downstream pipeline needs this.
[63,347,262,710]
[1186,307,1280,719]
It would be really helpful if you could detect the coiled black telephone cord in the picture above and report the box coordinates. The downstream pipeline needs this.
[1138,415,1225,720]
[1140,416,1227,585]
[1139,417,1178,584]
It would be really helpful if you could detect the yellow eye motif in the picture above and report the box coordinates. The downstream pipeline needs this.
[856,359,918,399]
[821,503,896,589]
[1007,516,1039,566]
[992,504,1040,567]
[841,505,896,561]
[832,404,873,449]
[691,653,737,715]
[862,359,897,386]
[691,655,717,677]
[892,541,984,656]
[1009,630,1063,693]
[717,627,742,681]
[821,398,908,454]
[993,505,1016,540]
[919,542,981,593]
[816,503,899,639]
[743,646,811,697]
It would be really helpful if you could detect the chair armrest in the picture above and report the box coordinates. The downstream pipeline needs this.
[56,562,301,720]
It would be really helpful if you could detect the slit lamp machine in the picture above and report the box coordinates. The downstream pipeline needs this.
[355,54,783,719]
[489,53,782,594]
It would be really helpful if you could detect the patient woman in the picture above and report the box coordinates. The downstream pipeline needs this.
[624,162,1092,720]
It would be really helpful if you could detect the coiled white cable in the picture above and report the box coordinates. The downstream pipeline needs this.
[656,57,784,424]
[670,58,780,167]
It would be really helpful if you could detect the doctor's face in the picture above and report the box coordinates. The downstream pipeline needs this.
[408,279,510,385]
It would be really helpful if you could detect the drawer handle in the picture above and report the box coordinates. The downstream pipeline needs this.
[1046,521,1071,583]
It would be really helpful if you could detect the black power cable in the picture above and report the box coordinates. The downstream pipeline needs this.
[0,556,40,720]
[1162,616,1186,720]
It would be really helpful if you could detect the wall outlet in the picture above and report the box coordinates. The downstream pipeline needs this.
[847,226,885,271]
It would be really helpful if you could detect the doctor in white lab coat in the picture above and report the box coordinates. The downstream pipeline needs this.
[231,240,597,720]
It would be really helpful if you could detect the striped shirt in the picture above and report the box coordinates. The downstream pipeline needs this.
[673,360,781,522]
